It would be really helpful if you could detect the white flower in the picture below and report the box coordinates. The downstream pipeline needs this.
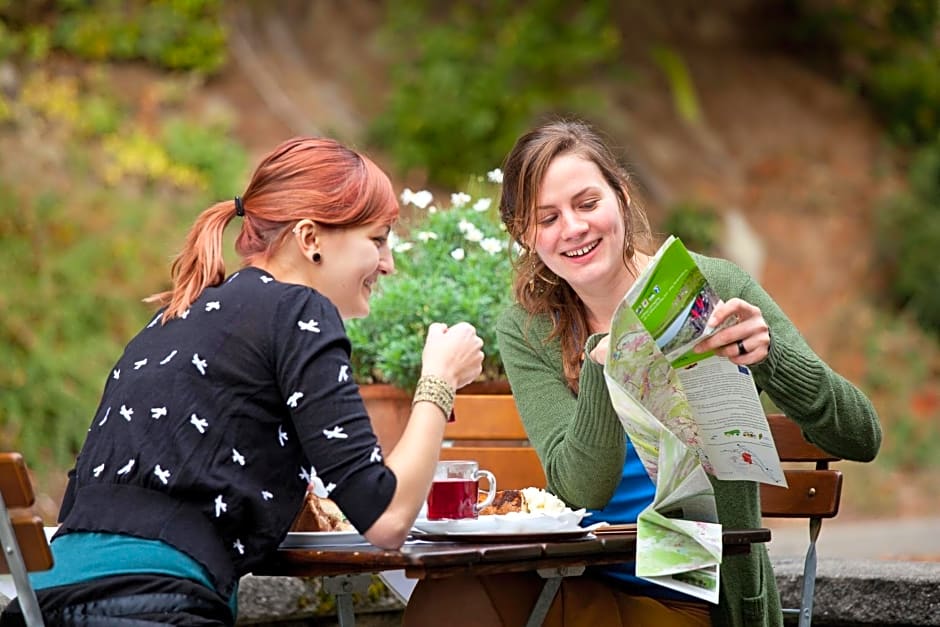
[450,248,466,261]
[480,237,504,254]
[451,192,471,208]
[400,188,434,209]
[458,220,484,242]
[393,241,414,253]
[487,168,504,184]
[473,198,492,212]
[416,231,439,242]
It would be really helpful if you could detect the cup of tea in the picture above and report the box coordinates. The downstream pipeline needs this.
[426,460,496,520]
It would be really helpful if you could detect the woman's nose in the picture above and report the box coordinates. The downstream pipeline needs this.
[559,210,587,238]
[379,249,395,275]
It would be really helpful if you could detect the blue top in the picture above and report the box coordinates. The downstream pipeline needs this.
[585,436,694,601]
[31,532,239,617]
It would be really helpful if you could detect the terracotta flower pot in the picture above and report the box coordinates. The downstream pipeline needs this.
[360,381,511,453]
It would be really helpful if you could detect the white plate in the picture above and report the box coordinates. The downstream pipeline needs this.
[413,510,590,535]
[279,531,367,548]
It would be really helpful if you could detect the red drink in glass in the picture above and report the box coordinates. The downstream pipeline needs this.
[426,478,479,520]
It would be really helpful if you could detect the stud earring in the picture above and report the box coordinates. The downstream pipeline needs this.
[312,252,322,264]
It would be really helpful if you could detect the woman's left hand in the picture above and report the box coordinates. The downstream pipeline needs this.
[693,298,770,365]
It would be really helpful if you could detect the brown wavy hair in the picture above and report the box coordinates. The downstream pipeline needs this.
[147,137,399,321]
[499,119,652,392]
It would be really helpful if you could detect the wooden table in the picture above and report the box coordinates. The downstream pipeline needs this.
[255,527,771,626]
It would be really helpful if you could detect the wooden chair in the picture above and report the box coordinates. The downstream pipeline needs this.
[0,452,54,626]
[441,394,545,490]
[760,414,842,627]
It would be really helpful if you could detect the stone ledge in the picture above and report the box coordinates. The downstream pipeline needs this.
[4,560,937,625]
[772,558,940,626]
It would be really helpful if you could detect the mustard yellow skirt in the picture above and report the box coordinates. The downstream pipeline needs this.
[403,572,711,627]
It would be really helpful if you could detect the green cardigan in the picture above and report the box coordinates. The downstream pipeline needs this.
[495,253,881,627]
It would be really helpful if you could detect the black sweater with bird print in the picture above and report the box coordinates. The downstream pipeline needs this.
[56,267,396,596]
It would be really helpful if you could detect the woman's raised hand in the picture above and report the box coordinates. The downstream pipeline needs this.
[693,298,771,365]
[421,322,484,389]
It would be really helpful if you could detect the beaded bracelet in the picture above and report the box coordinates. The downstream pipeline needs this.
[412,374,456,422]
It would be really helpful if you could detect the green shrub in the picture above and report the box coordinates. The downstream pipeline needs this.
[790,0,940,145]
[875,139,940,334]
[347,176,512,390]
[40,0,227,73]
[370,0,623,187]
[659,201,721,255]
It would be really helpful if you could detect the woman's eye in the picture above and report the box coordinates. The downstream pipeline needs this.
[537,214,557,226]
[373,237,387,247]
[581,199,598,210]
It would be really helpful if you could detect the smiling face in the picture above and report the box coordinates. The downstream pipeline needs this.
[533,153,628,298]
[316,222,394,319]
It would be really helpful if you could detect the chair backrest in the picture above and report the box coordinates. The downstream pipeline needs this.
[0,452,53,626]
[759,414,843,519]
[441,394,546,490]
[759,413,843,627]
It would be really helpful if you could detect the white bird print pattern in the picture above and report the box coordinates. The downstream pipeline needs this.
[205,301,220,312]
[305,467,336,497]
[112,368,120,380]
[180,308,191,319]
[260,276,273,283]
[151,407,167,420]
[214,495,227,517]
[277,425,289,447]
[286,392,303,408]
[323,426,348,440]
[190,413,209,434]
[233,539,245,555]
[192,354,207,375]
[147,312,163,328]
[98,407,111,426]
[231,449,246,466]
[159,350,177,365]
[370,447,382,463]
[116,459,135,476]
[261,490,273,501]
[93,463,105,477]
[338,365,350,383]
[154,465,171,484]
[120,405,134,422]
[297,319,320,333]
[134,358,148,370]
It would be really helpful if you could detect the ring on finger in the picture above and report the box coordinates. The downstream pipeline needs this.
[736,339,748,356]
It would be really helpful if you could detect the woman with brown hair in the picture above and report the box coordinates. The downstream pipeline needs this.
[404,119,880,626]
[1,137,483,626]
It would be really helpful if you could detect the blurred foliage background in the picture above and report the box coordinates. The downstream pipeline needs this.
[0,0,937,519]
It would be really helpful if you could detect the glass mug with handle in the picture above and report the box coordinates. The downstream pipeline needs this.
[426,460,496,520]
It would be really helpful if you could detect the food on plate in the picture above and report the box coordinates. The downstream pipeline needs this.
[478,487,569,515]
[478,489,524,514]
[290,493,354,532]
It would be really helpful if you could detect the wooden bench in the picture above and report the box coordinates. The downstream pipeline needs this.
[0,451,54,626]
[443,396,842,627]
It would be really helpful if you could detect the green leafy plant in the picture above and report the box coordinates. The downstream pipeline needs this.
[0,0,227,74]
[875,138,940,334]
[369,0,623,187]
[660,200,721,255]
[346,173,513,391]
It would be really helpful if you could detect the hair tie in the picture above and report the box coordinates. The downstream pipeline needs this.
[234,196,245,217]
